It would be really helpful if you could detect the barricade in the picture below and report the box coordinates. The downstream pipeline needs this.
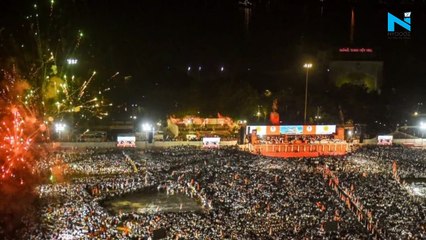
[251,143,348,158]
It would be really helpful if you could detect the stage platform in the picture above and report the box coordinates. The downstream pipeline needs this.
[260,151,346,158]
[250,143,348,158]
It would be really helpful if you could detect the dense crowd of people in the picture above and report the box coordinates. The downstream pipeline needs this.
[4,144,426,239]
[350,145,426,178]
[334,146,426,239]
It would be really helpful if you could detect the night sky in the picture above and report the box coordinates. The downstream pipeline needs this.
[1,0,426,128]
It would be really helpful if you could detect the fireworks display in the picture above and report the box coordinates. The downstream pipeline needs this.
[38,68,114,121]
[0,69,45,184]
[0,0,114,183]
[14,0,114,123]
[0,106,39,183]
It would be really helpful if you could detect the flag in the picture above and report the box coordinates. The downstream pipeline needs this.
[392,160,398,176]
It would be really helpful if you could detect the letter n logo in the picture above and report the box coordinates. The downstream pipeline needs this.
[387,12,411,32]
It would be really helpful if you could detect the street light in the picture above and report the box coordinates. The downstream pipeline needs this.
[142,123,152,149]
[142,123,152,132]
[55,123,66,141]
[303,63,313,123]
[67,58,78,65]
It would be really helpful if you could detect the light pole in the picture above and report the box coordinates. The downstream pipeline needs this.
[303,63,313,123]
[55,123,66,141]
[142,123,152,150]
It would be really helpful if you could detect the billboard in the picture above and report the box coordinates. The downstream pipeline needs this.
[247,125,337,136]
[266,126,280,135]
[303,125,316,135]
[203,137,220,148]
[117,135,136,147]
[251,126,266,136]
[378,135,393,145]
[315,125,337,135]
[79,131,107,142]
[280,125,303,135]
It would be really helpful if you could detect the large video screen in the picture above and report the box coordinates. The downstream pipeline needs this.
[280,125,303,135]
[117,135,136,147]
[202,137,220,148]
[378,135,393,145]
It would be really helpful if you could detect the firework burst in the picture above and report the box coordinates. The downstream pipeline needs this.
[0,106,41,183]
[0,70,45,184]
[11,0,114,123]
[0,1,113,236]
[0,0,113,182]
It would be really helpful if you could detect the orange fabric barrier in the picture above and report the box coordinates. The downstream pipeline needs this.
[252,143,347,158]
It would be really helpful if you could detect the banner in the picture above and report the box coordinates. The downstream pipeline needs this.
[117,135,136,147]
[266,125,280,135]
[303,125,316,135]
[280,125,303,135]
[336,127,345,140]
[252,126,266,136]
[315,125,337,135]
[203,137,220,148]
[247,125,336,136]
[378,135,393,145]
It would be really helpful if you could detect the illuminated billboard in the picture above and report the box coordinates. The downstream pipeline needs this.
[251,126,266,136]
[266,126,280,135]
[247,125,337,136]
[117,135,136,147]
[280,125,303,135]
[378,135,393,145]
[315,125,337,135]
[203,137,220,148]
[303,125,316,135]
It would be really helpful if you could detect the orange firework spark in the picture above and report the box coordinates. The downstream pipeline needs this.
[0,106,40,183]
[0,69,43,185]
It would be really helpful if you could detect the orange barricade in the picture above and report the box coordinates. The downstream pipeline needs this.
[253,143,347,158]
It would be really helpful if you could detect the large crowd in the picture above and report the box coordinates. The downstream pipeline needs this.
[3,144,426,239]
[335,146,426,239]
